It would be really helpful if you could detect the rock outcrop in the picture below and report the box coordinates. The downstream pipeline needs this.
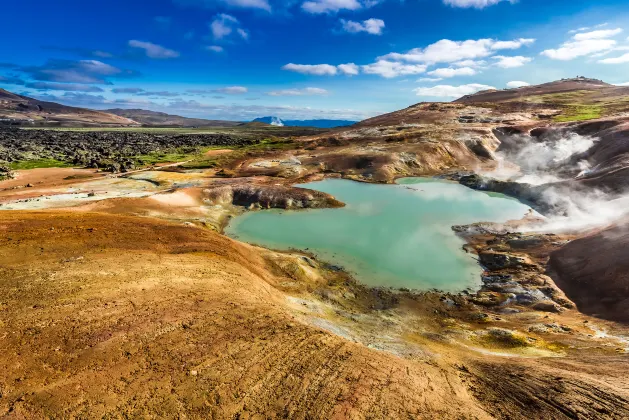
[203,183,345,209]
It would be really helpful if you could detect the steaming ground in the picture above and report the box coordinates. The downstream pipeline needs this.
[479,127,629,232]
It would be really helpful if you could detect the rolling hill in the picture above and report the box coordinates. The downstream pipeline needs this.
[105,108,241,127]
[0,88,138,127]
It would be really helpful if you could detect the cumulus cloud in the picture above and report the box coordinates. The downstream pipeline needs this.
[128,40,180,58]
[541,29,621,60]
[338,63,359,75]
[267,87,329,96]
[341,18,385,35]
[282,63,339,75]
[380,38,535,65]
[413,83,495,98]
[542,39,616,60]
[492,55,532,68]
[362,60,427,78]
[506,80,530,88]
[214,86,248,94]
[427,67,476,78]
[599,53,629,64]
[443,0,513,9]
[573,28,622,40]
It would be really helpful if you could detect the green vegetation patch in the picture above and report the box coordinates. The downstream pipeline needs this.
[181,138,296,170]
[9,159,74,170]
[553,105,602,122]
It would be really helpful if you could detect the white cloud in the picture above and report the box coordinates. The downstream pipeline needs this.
[210,14,248,40]
[205,45,224,53]
[568,23,608,34]
[380,38,535,65]
[615,82,629,86]
[413,83,495,98]
[507,81,530,88]
[573,28,622,40]
[493,55,532,68]
[341,18,385,35]
[453,59,486,67]
[417,77,443,82]
[427,67,477,78]
[282,63,339,75]
[362,60,427,78]
[267,87,329,96]
[443,0,512,9]
[541,39,616,60]
[541,28,621,60]
[491,38,536,49]
[599,53,629,64]
[215,86,248,94]
[128,40,180,58]
[175,0,271,11]
[301,0,377,14]
[338,63,360,75]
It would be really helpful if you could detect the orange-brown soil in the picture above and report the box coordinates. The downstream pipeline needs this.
[0,168,104,200]
[1,211,628,418]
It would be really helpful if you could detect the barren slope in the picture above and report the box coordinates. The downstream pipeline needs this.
[0,89,139,127]
[1,211,628,418]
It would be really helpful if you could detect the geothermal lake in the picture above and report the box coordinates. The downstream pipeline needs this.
[225,178,532,292]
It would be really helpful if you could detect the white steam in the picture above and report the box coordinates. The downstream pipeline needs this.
[491,132,597,185]
[484,130,629,232]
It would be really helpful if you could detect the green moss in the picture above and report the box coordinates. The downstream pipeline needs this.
[9,159,73,170]
[553,105,602,122]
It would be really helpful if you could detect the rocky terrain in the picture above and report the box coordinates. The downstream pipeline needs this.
[0,127,257,172]
[1,77,629,418]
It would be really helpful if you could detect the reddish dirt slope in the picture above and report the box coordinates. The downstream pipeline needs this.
[550,218,629,322]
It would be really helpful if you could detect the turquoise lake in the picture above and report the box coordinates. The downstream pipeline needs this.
[225,178,532,292]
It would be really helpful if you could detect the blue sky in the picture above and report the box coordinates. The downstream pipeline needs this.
[1,0,629,121]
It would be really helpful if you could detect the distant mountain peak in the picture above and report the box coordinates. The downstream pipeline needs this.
[252,116,356,129]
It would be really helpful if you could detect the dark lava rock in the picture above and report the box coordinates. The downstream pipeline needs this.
[479,252,528,270]
[507,237,547,249]
[0,127,257,173]
[203,183,345,210]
